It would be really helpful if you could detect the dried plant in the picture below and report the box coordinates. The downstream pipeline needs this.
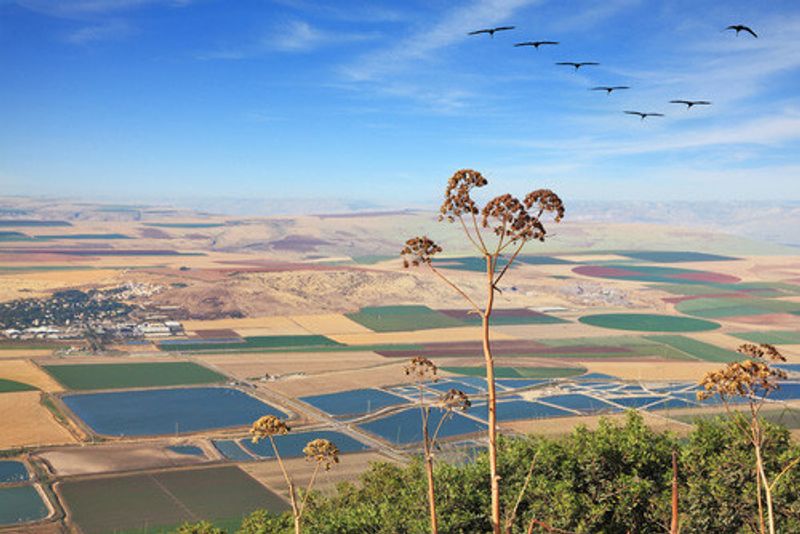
[250,416,338,534]
[406,357,471,534]
[697,344,797,534]
[303,438,340,471]
[402,169,563,534]
[405,356,439,381]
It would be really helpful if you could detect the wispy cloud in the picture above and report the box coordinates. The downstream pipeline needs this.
[271,0,407,23]
[199,20,378,59]
[341,0,542,82]
[499,111,800,156]
[65,19,132,44]
[14,0,190,18]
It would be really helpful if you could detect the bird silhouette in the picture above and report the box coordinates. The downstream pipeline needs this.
[725,25,757,38]
[514,40,559,48]
[556,61,599,71]
[468,26,515,38]
[591,86,630,95]
[624,111,664,121]
[669,100,711,109]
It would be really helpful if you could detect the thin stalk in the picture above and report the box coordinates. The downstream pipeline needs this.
[298,462,321,521]
[270,435,301,534]
[670,450,679,534]
[418,382,438,534]
[457,214,485,254]
[505,452,538,534]
[484,254,501,534]
[427,264,482,314]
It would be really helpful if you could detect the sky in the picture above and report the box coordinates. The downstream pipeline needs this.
[1,0,799,209]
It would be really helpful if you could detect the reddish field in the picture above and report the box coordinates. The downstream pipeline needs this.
[671,271,740,283]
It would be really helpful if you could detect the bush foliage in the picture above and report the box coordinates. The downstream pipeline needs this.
[179,412,800,533]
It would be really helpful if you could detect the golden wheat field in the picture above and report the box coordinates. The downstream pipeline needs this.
[0,392,76,448]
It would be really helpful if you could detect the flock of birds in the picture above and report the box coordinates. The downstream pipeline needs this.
[467,23,759,121]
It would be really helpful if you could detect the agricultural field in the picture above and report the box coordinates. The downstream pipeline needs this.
[2,211,800,532]
[43,362,227,390]
[57,465,285,534]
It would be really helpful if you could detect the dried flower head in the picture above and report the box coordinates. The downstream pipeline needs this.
[439,169,488,221]
[303,438,340,471]
[401,236,443,268]
[250,415,290,443]
[524,189,565,223]
[737,343,786,362]
[405,356,438,382]
[439,388,471,412]
[481,194,544,242]
[697,344,788,401]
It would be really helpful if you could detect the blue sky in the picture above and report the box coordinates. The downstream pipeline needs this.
[1,0,799,208]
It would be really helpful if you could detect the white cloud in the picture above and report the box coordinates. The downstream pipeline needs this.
[15,0,190,18]
[341,0,543,82]
[199,20,378,59]
[65,19,132,44]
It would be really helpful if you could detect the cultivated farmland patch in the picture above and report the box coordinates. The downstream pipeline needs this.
[58,465,285,534]
[0,391,76,449]
[346,305,467,332]
[43,362,227,390]
[579,313,721,332]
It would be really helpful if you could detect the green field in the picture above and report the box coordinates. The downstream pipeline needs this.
[675,297,800,318]
[159,335,342,353]
[578,314,721,332]
[346,305,467,332]
[537,335,695,360]
[43,362,227,390]
[443,366,586,379]
[644,335,740,362]
[0,231,33,241]
[58,465,286,534]
[655,282,800,298]
[730,330,800,345]
[0,379,36,393]
[0,220,70,227]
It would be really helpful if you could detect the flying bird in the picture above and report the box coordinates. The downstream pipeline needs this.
[725,24,757,38]
[468,26,515,38]
[514,40,559,48]
[669,100,712,109]
[591,86,630,95]
[624,111,664,121]
[556,61,599,71]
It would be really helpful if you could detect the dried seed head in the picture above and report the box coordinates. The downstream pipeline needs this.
[439,388,471,412]
[250,415,290,443]
[440,169,488,221]
[524,189,565,222]
[697,344,788,401]
[738,343,786,362]
[405,356,438,382]
[481,194,544,242]
[303,438,340,471]
[400,236,443,268]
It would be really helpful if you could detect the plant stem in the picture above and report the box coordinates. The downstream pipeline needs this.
[270,435,301,534]
[670,450,679,534]
[484,253,501,534]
